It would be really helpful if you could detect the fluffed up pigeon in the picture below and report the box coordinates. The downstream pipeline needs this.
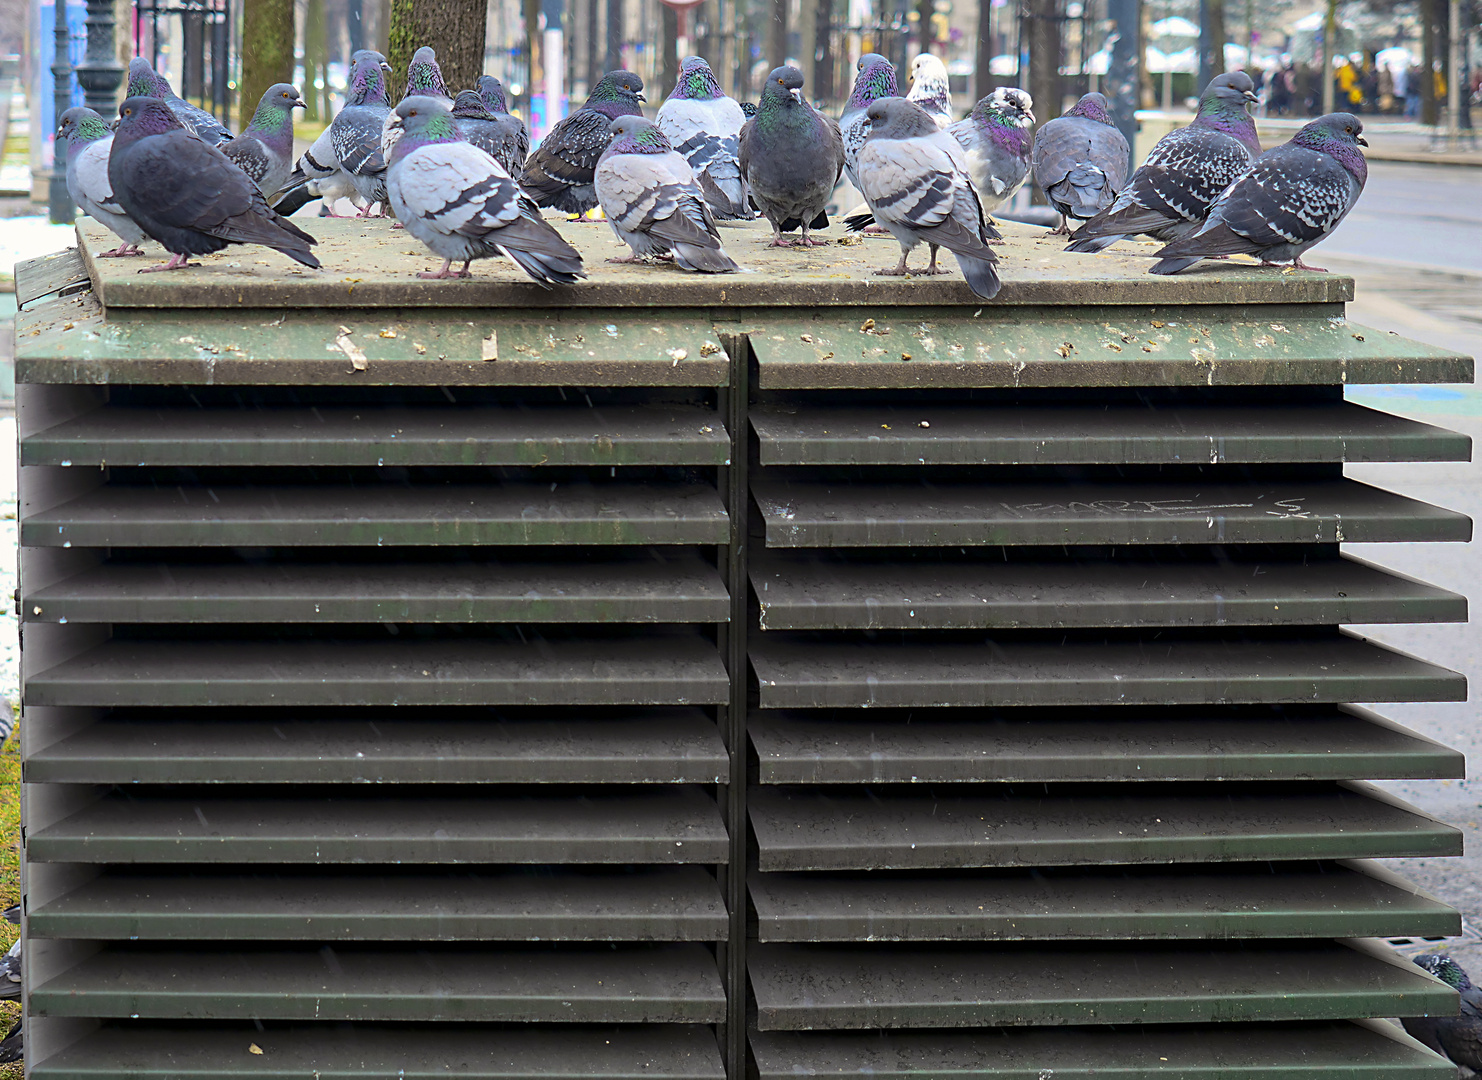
[0,937,18,1000]
[855,97,1001,298]
[109,95,319,272]
[1067,72,1260,253]
[1032,91,1129,234]
[521,70,646,217]
[907,52,954,129]
[58,107,147,257]
[387,96,585,285]
[948,86,1035,222]
[738,65,844,247]
[595,116,740,272]
[840,53,899,195]
[274,50,392,217]
[656,56,750,220]
[1404,953,1482,1075]
[126,57,233,146]
[1149,112,1367,274]
[222,82,305,196]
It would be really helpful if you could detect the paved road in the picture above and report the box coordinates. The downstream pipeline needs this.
[1323,161,1482,275]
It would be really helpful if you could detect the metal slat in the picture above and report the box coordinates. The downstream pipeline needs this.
[28,712,728,784]
[25,405,731,467]
[750,1022,1455,1078]
[27,637,730,707]
[752,403,1472,465]
[749,707,1463,783]
[14,248,89,307]
[25,484,729,548]
[747,940,1454,1029]
[749,861,1459,941]
[31,944,727,1022]
[752,479,1471,548]
[30,868,728,940]
[751,555,1466,630]
[29,790,729,864]
[26,557,730,624]
[748,784,1459,870]
[749,635,1465,709]
[34,1025,728,1080]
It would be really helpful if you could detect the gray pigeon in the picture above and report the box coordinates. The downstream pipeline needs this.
[451,90,529,179]
[381,46,454,161]
[855,97,1001,298]
[1032,91,1129,234]
[656,56,750,220]
[126,57,233,146]
[109,95,319,272]
[0,1019,18,1064]
[1404,954,1482,1074]
[332,51,400,212]
[521,70,646,217]
[0,938,17,1000]
[471,76,530,177]
[840,53,899,195]
[595,116,740,272]
[948,86,1035,222]
[387,96,585,285]
[222,82,305,196]
[906,52,954,129]
[1149,112,1367,274]
[57,107,147,257]
[274,50,392,217]
[1067,72,1260,253]
[738,65,844,247]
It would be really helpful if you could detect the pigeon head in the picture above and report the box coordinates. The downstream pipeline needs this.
[58,106,111,148]
[115,95,185,141]
[669,56,723,102]
[1065,91,1115,126]
[1195,72,1260,149]
[864,96,939,141]
[403,46,450,99]
[126,57,172,99]
[477,75,511,115]
[605,115,672,156]
[452,90,495,120]
[1414,953,1473,991]
[244,83,306,143]
[387,95,460,161]
[348,50,392,107]
[909,52,950,93]
[1293,112,1368,181]
[588,70,646,117]
[846,54,898,110]
[974,86,1034,128]
[761,66,808,110]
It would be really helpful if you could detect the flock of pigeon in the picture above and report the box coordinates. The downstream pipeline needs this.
[56,46,1369,298]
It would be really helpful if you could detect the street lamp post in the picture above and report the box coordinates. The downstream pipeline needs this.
[76,0,126,117]
[49,0,75,225]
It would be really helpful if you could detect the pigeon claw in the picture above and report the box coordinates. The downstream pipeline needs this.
[137,253,194,273]
[417,259,472,279]
[97,243,144,258]
[1290,256,1328,273]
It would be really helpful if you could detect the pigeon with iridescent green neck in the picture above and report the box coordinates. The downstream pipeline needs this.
[740,66,844,246]
[656,56,749,219]
[948,86,1035,223]
[222,83,305,195]
[840,53,899,192]
[1068,72,1260,253]
[57,107,147,256]
[382,46,453,160]
[521,70,646,216]
[471,75,530,176]
[452,88,529,179]
[126,57,233,146]
[1032,91,1129,234]
[274,50,391,216]
[1404,954,1482,1074]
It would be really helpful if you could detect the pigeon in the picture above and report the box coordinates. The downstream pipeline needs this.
[595,116,740,272]
[1067,72,1260,253]
[125,56,233,146]
[222,82,305,196]
[738,65,844,247]
[387,96,585,285]
[907,52,954,129]
[109,96,319,272]
[469,75,530,177]
[840,53,899,194]
[855,97,1001,298]
[325,50,400,213]
[521,70,646,217]
[57,107,148,257]
[0,938,17,1000]
[656,56,750,219]
[1032,91,1129,234]
[2,906,16,925]
[739,101,757,118]
[382,46,454,159]
[1149,112,1367,274]
[0,1019,18,1064]
[1404,954,1482,1074]
[948,86,1035,222]
[452,89,530,177]
[274,50,392,217]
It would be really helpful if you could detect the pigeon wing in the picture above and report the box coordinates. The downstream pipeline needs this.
[223,133,271,185]
[858,137,962,231]
[397,143,525,240]
[334,106,390,176]
[529,109,615,184]
[73,138,126,215]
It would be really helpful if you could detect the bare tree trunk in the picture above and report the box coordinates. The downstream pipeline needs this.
[1198,0,1224,88]
[976,0,995,101]
[604,0,622,70]
[305,0,327,120]
[1423,0,1438,125]
[815,0,833,103]
[661,2,679,95]
[769,0,788,72]
[241,0,294,128]
[585,0,600,94]
[1320,0,1336,113]
[1028,0,1061,122]
[389,0,488,94]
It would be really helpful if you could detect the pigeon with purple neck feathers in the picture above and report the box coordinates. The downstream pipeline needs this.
[452,89,530,178]
[109,96,318,271]
[840,53,899,194]
[1403,954,1482,1074]
[656,56,750,220]
[1067,72,1260,253]
[1149,112,1367,274]
[521,70,646,217]
[274,50,391,216]
[948,86,1035,223]
[1032,91,1129,234]
[222,83,305,196]
[739,65,844,246]
[595,116,740,272]
[907,52,954,129]
[387,96,584,285]
[57,107,147,256]
[126,57,233,146]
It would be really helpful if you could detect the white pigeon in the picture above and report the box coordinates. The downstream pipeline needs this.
[907,52,955,129]
[656,56,750,220]
[56,106,147,256]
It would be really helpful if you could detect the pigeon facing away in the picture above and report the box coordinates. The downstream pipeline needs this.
[1032,91,1129,234]
[126,57,233,146]
[840,53,899,194]
[656,56,750,220]
[1149,112,1367,274]
[109,96,319,272]
[387,96,585,285]
[855,97,1001,298]
[521,70,646,217]
[1404,954,1482,1075]
[739,65,844,246]
[907,53,954,129]
[274,50,392,217]
[453,90,531,177]
[58,107,147,257]
[595,116,740,272]
[222,82,305,196]
[1067,72,1260,253]
[470,76,530,177]
[948,86,1035,221]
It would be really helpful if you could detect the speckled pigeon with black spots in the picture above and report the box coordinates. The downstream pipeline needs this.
[840,53,899,194]
[521,70,646,216]
[222,83,305,196]
[1404,954,1482,1075]
[126,56,233,146]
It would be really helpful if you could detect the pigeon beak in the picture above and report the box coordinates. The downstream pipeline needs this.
[789,87,803,103]
[292,95,307,109]
[1357,135,1368,146]
[635,92,647,102]
[1242,90,1258,103]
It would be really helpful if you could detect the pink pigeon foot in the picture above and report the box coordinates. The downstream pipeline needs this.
[1291,256,1328,272]
[97,243,144,257]
[137,253,193,273]
[417,259,472,279]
